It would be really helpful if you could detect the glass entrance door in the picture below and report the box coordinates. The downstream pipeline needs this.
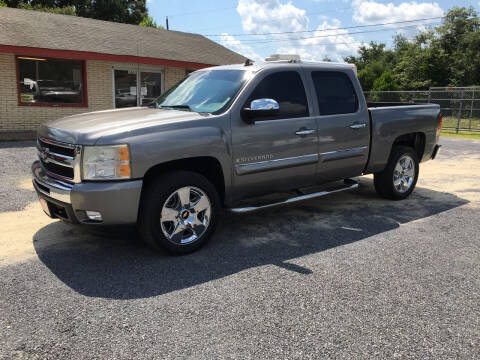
[140,72,163,106]
[114,69,138,108]
[114,69,163,108]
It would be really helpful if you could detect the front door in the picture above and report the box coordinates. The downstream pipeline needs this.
[114,69,163,108]
[114,69,138,108]
[139,71,163,106]
[231,70,318,201]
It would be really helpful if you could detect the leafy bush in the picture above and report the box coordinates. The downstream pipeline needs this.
[346,7,480,91]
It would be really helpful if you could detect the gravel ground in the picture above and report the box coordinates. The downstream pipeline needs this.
[0,137,479,359]
[0,141,37,212]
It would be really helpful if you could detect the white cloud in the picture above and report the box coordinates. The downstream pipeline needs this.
[219,33,263,61]
[352,1,444,38]
[353,1,444,27]
[237,0,308,35]
[233,0,360,62]
[296,19,361,61]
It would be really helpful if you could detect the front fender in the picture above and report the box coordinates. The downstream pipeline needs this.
[99,125,232,202]
[131,126,231,177]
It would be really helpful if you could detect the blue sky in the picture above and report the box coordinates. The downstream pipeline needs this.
[147,0,479,62]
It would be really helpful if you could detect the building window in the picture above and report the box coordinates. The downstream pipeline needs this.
[16,56,87,107]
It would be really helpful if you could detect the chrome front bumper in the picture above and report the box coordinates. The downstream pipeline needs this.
[32,161,72,203]
[32,160,143,224]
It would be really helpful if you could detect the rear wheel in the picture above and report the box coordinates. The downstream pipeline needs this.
[138,171,220,254]
[374,146,419,200]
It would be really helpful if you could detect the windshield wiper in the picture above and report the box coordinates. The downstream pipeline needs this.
[159,104,192,112]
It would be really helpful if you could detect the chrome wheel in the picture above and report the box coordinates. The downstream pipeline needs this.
[160,186,211,245]
[393,154,415,193]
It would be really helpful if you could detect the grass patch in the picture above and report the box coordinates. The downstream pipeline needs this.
[442,116,480,132]
[440,130,480,139]
[441,116,480,138]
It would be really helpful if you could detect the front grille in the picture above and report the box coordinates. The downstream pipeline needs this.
[38,138,75,157]
[41,160,74,178]
[37,137,79,182]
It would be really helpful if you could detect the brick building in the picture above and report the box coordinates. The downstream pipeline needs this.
[0,7,245,140]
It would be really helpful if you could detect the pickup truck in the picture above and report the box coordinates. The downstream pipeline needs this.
[32,57,442,254]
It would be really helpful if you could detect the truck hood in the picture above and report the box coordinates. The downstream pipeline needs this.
[38,107,206,145]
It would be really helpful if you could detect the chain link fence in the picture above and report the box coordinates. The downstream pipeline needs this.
[364,87,480,133]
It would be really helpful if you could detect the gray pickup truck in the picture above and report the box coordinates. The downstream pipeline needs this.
[32,57,442,254]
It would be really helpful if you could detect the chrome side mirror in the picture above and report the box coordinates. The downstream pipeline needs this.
[250,98,279,111]
[242,98,280,123]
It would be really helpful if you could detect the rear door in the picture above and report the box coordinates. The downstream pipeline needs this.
[230,69,318,201]
[307,70,370,183]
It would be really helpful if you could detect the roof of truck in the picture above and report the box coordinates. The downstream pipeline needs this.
[198,60,356,72]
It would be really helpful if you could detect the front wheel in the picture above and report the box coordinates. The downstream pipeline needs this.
[138,171,221,255]
[374,146,419,200]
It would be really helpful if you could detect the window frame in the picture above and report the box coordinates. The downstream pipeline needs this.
[112,66,166,108]
[243,70,310,122]
[15,55,88,108]
[310,70,359,116]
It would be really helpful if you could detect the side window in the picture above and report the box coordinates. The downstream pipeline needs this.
[311,71,358,115]
[247,71,309,120]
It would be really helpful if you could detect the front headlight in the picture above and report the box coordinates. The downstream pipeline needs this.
[82,145,131,180]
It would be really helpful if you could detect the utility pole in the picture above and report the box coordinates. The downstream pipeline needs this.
[166,16,169,30]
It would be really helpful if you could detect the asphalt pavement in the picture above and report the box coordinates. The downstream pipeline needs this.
[0,137,479,359]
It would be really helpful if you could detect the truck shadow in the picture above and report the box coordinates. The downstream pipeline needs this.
[33,178,468,299]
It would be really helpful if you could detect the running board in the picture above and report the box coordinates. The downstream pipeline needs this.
[229,179,358,213]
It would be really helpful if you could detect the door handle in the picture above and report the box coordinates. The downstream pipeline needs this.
[349,123,366,129]
[295,129,316,136]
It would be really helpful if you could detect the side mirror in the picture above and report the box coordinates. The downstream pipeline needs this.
[241,98,280,123]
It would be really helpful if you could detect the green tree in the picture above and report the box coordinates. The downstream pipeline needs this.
[75,0,148,25]
[139,14,164,29]
[345,42,397,91]
[434,6,480,86]
[4,0,150,25]
[345,6,480,90]
[393,7,480,89]
[372,71,399,91]
[357,61,385,91]
[14,1,76,15]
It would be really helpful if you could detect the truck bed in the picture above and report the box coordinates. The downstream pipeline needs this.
[367,102,430,108]
[365,103,440,174]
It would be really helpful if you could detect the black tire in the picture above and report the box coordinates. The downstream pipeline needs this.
[374,145,419,200]
[138,171,221,255]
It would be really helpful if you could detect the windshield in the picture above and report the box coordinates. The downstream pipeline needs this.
[150,69,249,114]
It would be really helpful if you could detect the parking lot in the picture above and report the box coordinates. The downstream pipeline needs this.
[0,137,479,359]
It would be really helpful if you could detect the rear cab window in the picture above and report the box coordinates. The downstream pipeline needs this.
[311,71,358,115]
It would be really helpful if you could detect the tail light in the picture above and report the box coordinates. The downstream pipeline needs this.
[437,114,443,138]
